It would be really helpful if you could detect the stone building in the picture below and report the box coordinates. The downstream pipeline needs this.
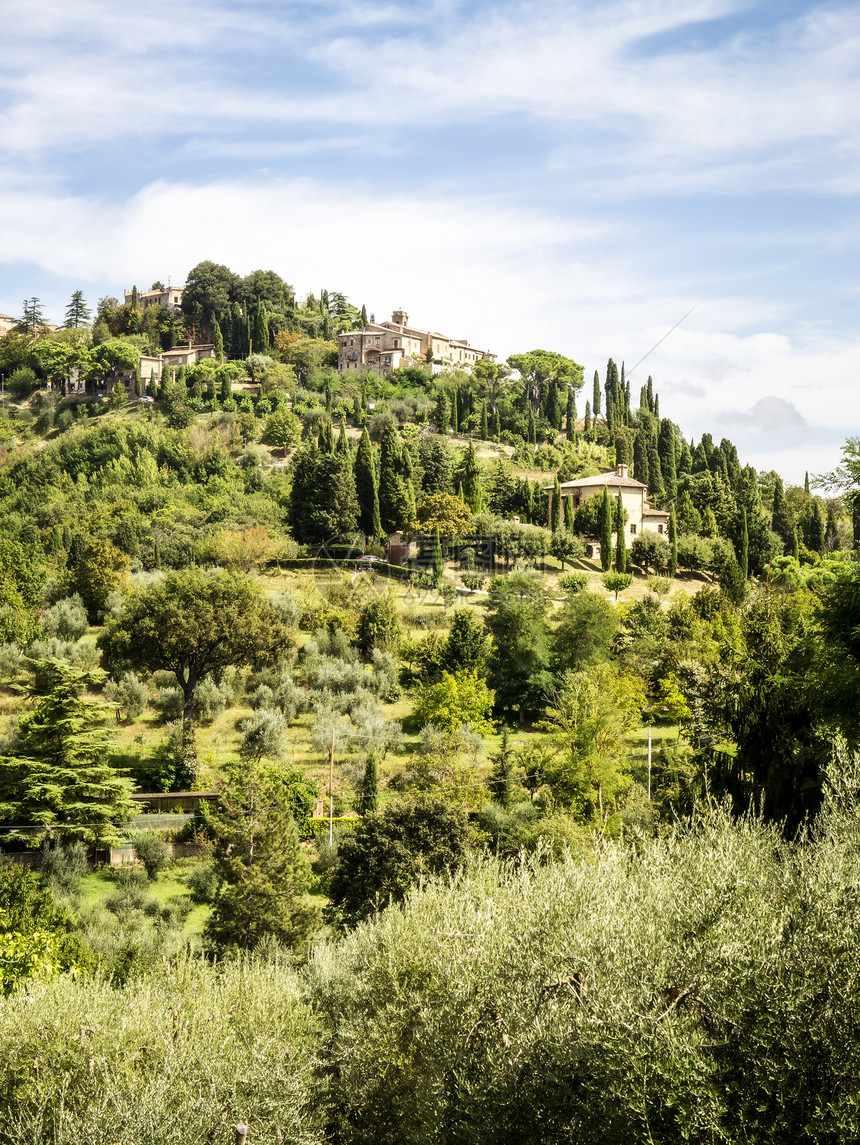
[549,463,669,546]
[338,309,495,376]
[123,285,184,313]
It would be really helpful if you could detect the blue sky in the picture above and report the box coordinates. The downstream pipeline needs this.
[2,0,859,482]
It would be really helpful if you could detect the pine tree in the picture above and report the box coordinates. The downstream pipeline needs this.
[592,370,601,417]
[599,486,612,572]
[551,477,562,533]
[668,504,678,579]
[204,756,316,950]
[354,428,382,539]
[64,290,91,328]
[0,660,135,843]
[615,489,627,573]
[20,298,45,336]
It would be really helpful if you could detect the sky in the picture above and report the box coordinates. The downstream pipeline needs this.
[1,0,859,483]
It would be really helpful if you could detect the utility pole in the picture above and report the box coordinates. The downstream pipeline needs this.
[329,724,336,846]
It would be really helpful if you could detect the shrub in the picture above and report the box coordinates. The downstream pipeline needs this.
[558,571,589,595]
[129,830,170,880]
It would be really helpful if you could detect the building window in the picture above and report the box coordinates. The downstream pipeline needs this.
[630,524,636,534]
[657,524,664,534]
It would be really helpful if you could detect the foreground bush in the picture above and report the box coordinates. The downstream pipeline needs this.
[0,953,323,1144]
[309,783,860,1144]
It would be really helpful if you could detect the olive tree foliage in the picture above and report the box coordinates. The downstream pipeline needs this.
[310,764,860,1143]
[98,568,291,727]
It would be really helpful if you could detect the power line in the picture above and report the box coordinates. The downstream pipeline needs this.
[627,303,699,378]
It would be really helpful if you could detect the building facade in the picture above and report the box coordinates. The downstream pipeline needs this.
[549,463,670,545]
[338,309,495,376]
[123,286,185,313]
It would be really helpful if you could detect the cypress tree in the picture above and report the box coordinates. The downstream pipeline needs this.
[668,504,678,579]
[647,435,664,504]
[378,421,410,535]
[615,489,627,573]
[527,405,536,446]
[489,728,515,810]
[806,501,826,554]
[599,486,612,572]
[460,440,483,513]
[452,390,459,434]
[551,477,562,533]
[564,495,575,531]
[358,754,379,815]
[658,421,677,502]
[584,400,591,433]
[318,417,334,454]
[593,370,601,417]
[633,430,649,486]
[771,476,795,550]
[337,418,350,457]
[646,376,654,412]
[134,369,142,398]
[565,389,576,440]
[355,428,382,539]
[431,526,444,585]
[740,507,749,580]
[220,369,232,403]
[492,407,501,441]
[481,402,488,441]
[212,316,224,362]
[852,495,860,551]
[825,503,840,551]
[804,471,810,495]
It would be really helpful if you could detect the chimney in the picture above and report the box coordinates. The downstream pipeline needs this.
[616,463,629,479]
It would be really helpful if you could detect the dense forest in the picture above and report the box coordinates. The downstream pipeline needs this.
[1,266,860,1142]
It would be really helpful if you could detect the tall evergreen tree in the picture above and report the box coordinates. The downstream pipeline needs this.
[488,728,515,810]
[825,503,840,551]
[481,402,488,441]
[740,507,749,581]
[452,390,460,434]
[378,421,410,535]
[564,495,575,531]
[565,389,576,440]
[615,489,627,573]
[771,476,795,550]
[0,660,135,843]
[358,754,379,815]
[551,477,562,533]
[592,370,601,417]
[658,420,677,502]
[599,486,613,572]
[431,526,444,585]
[584,400,591,433]
[212,316,224,362]
[355,428,382,540]
[64,290,91,328]
[459,440,483,513]
[632,430,649,485]
[668,504,678,579]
